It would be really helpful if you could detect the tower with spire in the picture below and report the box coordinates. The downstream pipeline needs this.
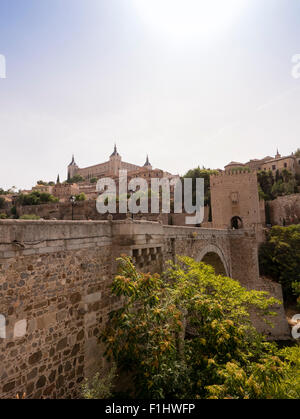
[109,144,122,176]
[144,155,152,170]
[67,154,79,180]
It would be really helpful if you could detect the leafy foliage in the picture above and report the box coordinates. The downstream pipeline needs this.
[81,364,117,399]
[0,196,5,209]
[183,167,219,207]
[20,214,41,220]
[101,256,290,399]
[67,175,85,184]
[37,180,54,186]
[75,193,87,202]
[0,188,12,195]
[259,225,300,303]
[16,191,59,206]
[257,170,297,201]
[272,345,300,399]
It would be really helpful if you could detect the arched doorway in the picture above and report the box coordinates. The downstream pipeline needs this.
[231,216,243,230]
[201,252,227,276]
[197,245,230,277]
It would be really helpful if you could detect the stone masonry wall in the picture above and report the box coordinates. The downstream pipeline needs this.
[0,221,115,399]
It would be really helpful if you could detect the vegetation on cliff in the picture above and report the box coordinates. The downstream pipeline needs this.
[259,225,300,306]
[257,169,298,201]
[16,191,59,206]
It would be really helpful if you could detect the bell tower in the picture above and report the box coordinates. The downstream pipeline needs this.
[67,155,79,180]
[144,155,153,170]
[109,144,122,176]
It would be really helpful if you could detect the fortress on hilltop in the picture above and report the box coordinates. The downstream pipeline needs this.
[67,144,174,181]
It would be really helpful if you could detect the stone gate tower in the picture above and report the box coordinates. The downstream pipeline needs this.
[210,171,265,232]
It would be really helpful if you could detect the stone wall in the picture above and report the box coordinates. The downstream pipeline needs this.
[17,201,103,221]
[16,202,168,224]
[0,221,114,399]
[0,220,290,399]
[269,194,300,226]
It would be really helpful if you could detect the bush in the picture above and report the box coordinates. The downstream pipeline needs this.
[258,170,297,200]
[273,345,300,399]
[0,197,5,209]
[81,364,117,399]
[271,179,297,198]
[259,225,300,303]
[20,214,41,220]
[75,193,86,202]
[67,175,85,184]
[0,213,7,219]
[101,256,288,399]
[16,192,58,206]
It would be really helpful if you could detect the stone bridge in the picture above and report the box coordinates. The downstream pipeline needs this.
[0,220,289,399]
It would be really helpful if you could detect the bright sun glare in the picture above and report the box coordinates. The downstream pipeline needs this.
[133,0,248,44]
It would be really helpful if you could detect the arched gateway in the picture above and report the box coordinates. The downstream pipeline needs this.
[196,244,230,277]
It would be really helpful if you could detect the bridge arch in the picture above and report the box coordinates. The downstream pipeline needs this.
[196,245,230,277]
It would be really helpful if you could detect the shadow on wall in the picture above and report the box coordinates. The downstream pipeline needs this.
[201,252,228,276]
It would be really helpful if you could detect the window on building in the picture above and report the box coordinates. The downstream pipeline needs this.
[231,192,239,205]
[231,216,243,230]
[272,165,276,170]
[284,163,287,168]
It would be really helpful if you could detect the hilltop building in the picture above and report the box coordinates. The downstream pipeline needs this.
[64,145,178,201]
[225,150,300,176]
[67,145,166,181]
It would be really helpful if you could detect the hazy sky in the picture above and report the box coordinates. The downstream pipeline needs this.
[0,0,299,190]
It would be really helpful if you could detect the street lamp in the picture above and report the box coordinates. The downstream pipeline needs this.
[69,195,76,220]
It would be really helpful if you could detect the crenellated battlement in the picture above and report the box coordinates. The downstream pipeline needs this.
[210,170,257,185]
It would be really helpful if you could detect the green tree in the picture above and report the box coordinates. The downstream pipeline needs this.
[67,175,85,184]
[271,179,297,198]
[0,188,10,195]
[259,225,300,303]
[294,148,300,158]
[274,346,300,399]
[183,167,219,207]
[101,256,288,399]
[257,170,274,201]
[81,364,117,399]
[0,196,5,209]
[75,193,86,202]
[281,169,293,183]
[16,191,58,206]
